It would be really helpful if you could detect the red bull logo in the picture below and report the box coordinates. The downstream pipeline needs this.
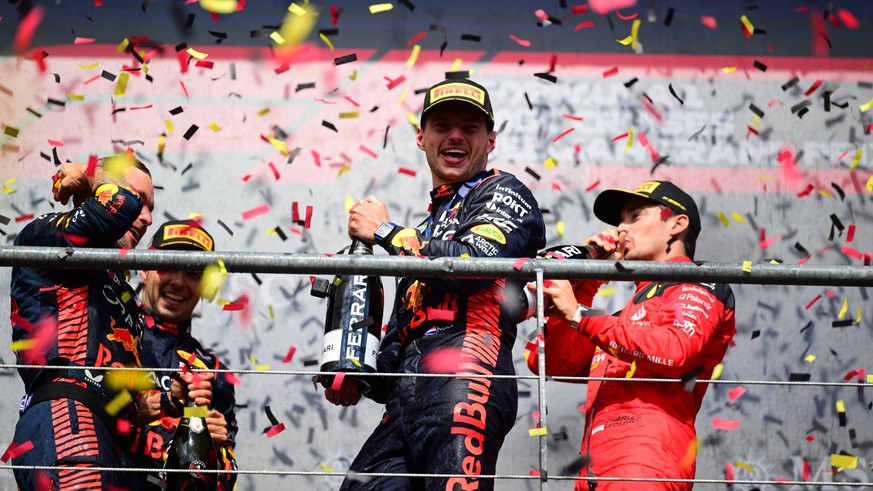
[107,325,137,353]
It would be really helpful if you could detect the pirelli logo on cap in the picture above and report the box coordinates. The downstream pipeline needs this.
[430,83,486,106]
[163,224,213,251]
[635,181,661,194]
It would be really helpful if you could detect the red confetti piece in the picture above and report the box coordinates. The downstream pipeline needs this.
[701,16,717,29]
[330,371,346,391]
[529,470,541,477]
[14,5,44,53]
[117,419,133,435]
[408,31,427,45]
[421,348,463,373]
[796,184,814,197]
[48,139,64,146]
[10,311,34,332]
[551,128,575,143]
[267,161,280,180]
[727,386,746,400]
[543,280,553,288]
[130,104,154,110]
[551,182,563,191]
[725,463,735,481]
[265,422,285,438]
[311,150,321,167]
[508,34,531,47]
[841,245,863,260]
[118,248,129,258]
[176,50,189,74]
[344,96,360,107]
[836,150,849,165]
[1,440,34,463]
[359,145,377,159]
[83,74,101,85]
[428,308,456,321]
[304,205,313,229]
[806,435,815,442]
[398,167,416,177]
[95,0,103,5]
[574,21,595,31]
[614,10,638,20]
[837,9,859,29]
[638,132,649,147]
[282,347,296,364]
[513,258,528,271]
[15,214,34,223]
[290,227,303,236]
[562,114,583,121]
[74,37,96,45]
[292,202,300,222]
[585,180,601,191]
[803,79,822,96]
[195,60,215,69]
[805,294,821,310]
[571,5,588,14]
[602,66,618,78]
[589,0,637,15]
[825,290,836,299]
[534,9,549,22]
[86,154,98,177]
[712,418,741,431]
[242,204,270,221]
[180,80,189,98]
[611,132,629,142]
[846,224,855,243]
[385,75,406,90]
[223,302,244,311]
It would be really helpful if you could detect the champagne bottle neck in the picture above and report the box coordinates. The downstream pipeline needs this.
[350,240,374,255]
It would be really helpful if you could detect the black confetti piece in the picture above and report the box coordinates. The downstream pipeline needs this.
[445,71,471,79]
[789,373,811,381]
[794,242,810,257]
[614,261,634,273]
[791,100,812,114]
[319,28,339,37]
[749,103,764,118]
[524,92,533,110]
[668,83,684,105]
[287,147,301,164]
[230,62,236,80]
[26,107,42,117]
[753,60,767,72]
[623,77,639,88]
[751,330,760,339]
[799,321,813,332]
[849,428,858,448]
[334,53,357,65]
[838,411,846,427]
[250,273,262,286]
[688,125,706,141]
[534,72,557,83]
[302,359,319,367]
[440,37,448,57]
[208,30,228,39]
[52,147,61,167]
[781,76,799,91]
[295,82,315,92]
[398,0,415,11]
[217,219,234,236]
[461,34,481,42]
[101,70,117,81]
[322,120,338,132]
[183,124,198,140]
[181,163,193,175]
[823,91,831,112]
[383,125,390,149]
[832,319,853,328]
[0,215,9,226]
[663,7,675,26]
[524,167,541,180]
[47,98,65,107]
[351,317,374,330]
[264,405,280,427]
[274,226,288,241]
[831,183,845,200]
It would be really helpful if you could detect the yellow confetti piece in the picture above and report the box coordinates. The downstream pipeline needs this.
[288,2,307,15]
[164,119,174,133]
[830,454,858,470]
[716,212,730,227]
[337,164,351,177]
[625,360,636,378]
[556,220,565,237]
[459,253,471,258]
[116,38,130,53]
[630,19,641,50]
[679,438,699,469]
[851,149,862,170]
[450,58,464,72]
[4,177,16,194]
[348,357,362,367]
[769,259,780,264]
[838,298,849,319]
[729,212,746,223]
[740,14,754,34]
[407,112,419,128]
[407,44,421,66]
[617,35,633,46]
[199,0,238,14]
[188,213,206,219]
[854,308,862,324]
[184,405,209,418]
[77,61,100,70]
[114,72,130,97]
[544,157,558,169]
[836,400,846,413]
[267,136,288,155]
[208,122,221,132]
[734,461,754,473]
[753,114,759,131]
[105,391,132,417]
[599,285,616,297]
[200,257,227,301]
[742,261,752,274]
[368,3,393,14]
[398,87,409,105]
[249,354,270,371]
[319,32,334,50]
[805,354,816,363]
[625,127,635,151]
[106,370,156,391]
[10,339,35,351]
[866,176,873,192]
[867,374,873,383]
[257,108,270,116]
[270,31,286,45]
[860,97,873,113]
[816,190,832,198]
[349,70,357,81]
[268,304,274,320]
[339,112,359,119]
[721,66,737,73]
[66,93,85,101]
[319,463,334,472]
[528,427,548,437]
[186,48,208,60]
[344,195,354,213]
[712,363,723,380]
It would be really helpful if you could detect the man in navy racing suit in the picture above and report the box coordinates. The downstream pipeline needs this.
[328,78,546,490]
[132,220,238,490]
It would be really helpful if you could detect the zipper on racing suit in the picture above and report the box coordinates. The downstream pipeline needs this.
[583,359,610,491]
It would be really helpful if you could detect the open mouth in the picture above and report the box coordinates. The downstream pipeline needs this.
[162,291,187,306]
[440,148,468,162]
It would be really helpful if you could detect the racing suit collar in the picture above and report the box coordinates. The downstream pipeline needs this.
[143,307,193,336]
[429,169,492,202]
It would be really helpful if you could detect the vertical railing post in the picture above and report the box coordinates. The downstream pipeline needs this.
[534,268,548,490]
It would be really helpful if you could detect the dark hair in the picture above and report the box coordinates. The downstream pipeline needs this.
[660,205,698,259]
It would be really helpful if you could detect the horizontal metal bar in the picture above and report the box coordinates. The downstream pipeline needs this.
[1,246,872,286]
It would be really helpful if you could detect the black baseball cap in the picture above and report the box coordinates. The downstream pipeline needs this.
[593,181,701,233]
[148,220,215,252]
[420,78,494,131]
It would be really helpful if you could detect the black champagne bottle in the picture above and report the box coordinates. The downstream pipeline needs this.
[164,398,224,491]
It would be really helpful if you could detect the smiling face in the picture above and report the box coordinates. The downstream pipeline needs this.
[116,168,154,249]
[417,101,496,188]
[616,197,688,261]
[139,268,203,323]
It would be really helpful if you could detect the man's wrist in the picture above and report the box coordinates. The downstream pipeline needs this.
[570,303,588,331]
[373,221,399,246]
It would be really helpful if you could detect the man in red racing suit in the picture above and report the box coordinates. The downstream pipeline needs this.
[527,181,736,491]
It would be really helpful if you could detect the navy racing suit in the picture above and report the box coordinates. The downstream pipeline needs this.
[341,169,546,491]
[132,310,238,489]
[10,183,146,490]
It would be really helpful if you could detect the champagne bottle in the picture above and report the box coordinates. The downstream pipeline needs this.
[164,398,227,491]
[513,244,607,322]
[312,240,385,391]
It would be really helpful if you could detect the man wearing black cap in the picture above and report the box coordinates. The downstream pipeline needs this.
[330,78,546,490]
[133,220,238,490]
[527,181,736,491]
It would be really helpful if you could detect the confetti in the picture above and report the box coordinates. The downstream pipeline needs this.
[712,418,741,431]
[727,386,746,400]
[1,440,34,463]
[508,34,531,47]
[199,0,239,14]
[14,5,45,53]
[528,427,548,437]
[334,53,357,65]
[368,3,393,14]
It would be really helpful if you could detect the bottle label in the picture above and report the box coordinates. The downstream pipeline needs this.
[189,417,205,434]
[320,330,380,371]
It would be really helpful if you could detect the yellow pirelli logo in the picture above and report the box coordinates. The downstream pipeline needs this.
[635,181,661,194]
[164,224,213,251]
[430,83,486,105]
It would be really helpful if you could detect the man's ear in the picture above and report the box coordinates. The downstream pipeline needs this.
[416,126,425,151]
[487,130,496,154]
[671,214,690,237]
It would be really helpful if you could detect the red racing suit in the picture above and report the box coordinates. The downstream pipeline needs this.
[528,257,736,491]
